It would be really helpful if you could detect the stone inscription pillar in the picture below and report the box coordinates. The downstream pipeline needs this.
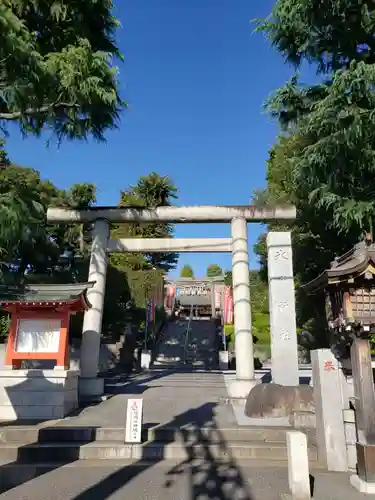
[228,217,256,398]
[79,218,110,398]
[311,349,348,471]
[267,231,299,386]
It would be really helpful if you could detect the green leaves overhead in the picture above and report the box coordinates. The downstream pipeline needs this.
[259,0,375,234]
[257,0,375,72]
[0,0,125,142]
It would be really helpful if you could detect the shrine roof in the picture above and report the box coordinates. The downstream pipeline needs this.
[0,282,95,308]
[301,239,375,294]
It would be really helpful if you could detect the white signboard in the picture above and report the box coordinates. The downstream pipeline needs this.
[125,398,143,443]
[179,286,209,296]
[15,319,61,353]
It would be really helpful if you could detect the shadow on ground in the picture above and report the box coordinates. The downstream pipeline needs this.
[0,397,256,499]
[71,402,255,500]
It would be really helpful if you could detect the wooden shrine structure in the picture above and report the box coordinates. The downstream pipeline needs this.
[302,234,375,329]
[0,282,94,369]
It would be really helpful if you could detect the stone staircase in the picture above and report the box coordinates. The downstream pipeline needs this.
[0,368,321,491]
[152,317,219,369]
[0,425,319,462]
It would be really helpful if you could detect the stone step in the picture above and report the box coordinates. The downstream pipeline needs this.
[0,426,316,446]
[0,440,318,462]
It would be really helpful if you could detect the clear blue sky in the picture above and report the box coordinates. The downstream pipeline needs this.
[5,0,312,277]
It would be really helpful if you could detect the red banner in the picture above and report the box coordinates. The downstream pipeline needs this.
[224,286,234,324]
[166,285,175,309]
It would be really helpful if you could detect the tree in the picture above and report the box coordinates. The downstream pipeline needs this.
[206,264,223,278]
[0,158,174,342]
[180,264,194,279]
[258,0,375,235]
[0,162,97,284]
[253,0,375,345]
[0,160,98,336]
[118,173,179,273]
[1,1,125,142]
[251,134,359,346]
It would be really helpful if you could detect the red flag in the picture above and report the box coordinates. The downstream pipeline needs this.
[224,286,234,324]
[166,285,175,309]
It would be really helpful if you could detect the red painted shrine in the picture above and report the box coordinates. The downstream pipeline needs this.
[0,283,94,369]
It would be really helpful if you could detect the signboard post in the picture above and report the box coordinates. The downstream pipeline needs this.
[125,398,143,443]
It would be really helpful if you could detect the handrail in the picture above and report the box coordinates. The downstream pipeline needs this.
[184,305,194,362]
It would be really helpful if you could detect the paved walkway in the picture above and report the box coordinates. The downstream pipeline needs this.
[0,462,369,499]
[56,369,237,428]
[0,315,368,500]
[0,369,370,499]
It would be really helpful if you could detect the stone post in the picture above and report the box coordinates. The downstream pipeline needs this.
[228,217,256,398]
[79,218,110,399]
[350,339,375,493]
[311,349,348,471]
[267,232,299,386]
[287,431,311,500]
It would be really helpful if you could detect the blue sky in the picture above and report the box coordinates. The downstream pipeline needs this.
[6,0,313,277]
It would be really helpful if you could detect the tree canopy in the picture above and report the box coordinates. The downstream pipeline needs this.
[258,0,375,234]
[0,146,178,339]
[253,0,375,346]
[180,264,194,279]
[117,173,179,274]
[206,264,223,278]
[1,0,125,142]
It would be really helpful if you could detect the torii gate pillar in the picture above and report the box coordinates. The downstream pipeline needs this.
[79,219,110,399]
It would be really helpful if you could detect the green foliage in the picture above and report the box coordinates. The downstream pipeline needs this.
[0,0,125,142]
[118,173,179,273]
[206,264,223,278]
[258,0,375,236]
[254,0,375,346]
[0,163,97,285]
[257,0,375,73]
[104,173,179,339]
[223,270,270,346]
[180,264,194,278]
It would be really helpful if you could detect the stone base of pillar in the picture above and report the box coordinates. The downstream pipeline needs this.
[350,475,375,494]
[78,376,104,401]
[227,378,259,399]
[0,369,78,420]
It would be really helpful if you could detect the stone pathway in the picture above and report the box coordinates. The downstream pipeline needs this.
[0,318,368,499]
[55,369,237,428]
[0,462,369,499]
[0,369,369,499]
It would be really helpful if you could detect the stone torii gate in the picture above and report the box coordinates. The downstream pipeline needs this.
[47,205,298,399]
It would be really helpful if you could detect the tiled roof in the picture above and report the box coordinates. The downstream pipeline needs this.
[0,282,95,305]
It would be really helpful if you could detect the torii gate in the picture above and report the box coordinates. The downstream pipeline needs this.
[47,204,297,399]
